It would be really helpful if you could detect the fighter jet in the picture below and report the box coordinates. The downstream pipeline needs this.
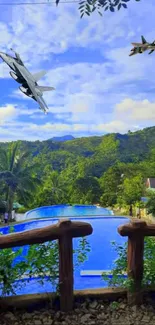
[0,48,55,114]
[129,35,155,56]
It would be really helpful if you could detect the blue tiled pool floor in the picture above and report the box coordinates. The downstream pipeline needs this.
[0,216,129,295]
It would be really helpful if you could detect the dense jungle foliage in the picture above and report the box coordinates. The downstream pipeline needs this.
[0,126,155,216]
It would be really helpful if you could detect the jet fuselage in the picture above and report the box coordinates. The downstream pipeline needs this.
[129,36,155,56]
[0,50,54,113]
[129,47,147,56]
[131,43,155,50]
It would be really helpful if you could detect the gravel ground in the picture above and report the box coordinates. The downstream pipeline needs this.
[1,298,155,325]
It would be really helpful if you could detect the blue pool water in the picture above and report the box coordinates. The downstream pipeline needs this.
[0,216,129,296]
[25,204,113,220]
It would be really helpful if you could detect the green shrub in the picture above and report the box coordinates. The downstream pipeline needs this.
[146,193,155,216]
[16,207,27,213]
[102,237,155,290]
[0,227,91,296]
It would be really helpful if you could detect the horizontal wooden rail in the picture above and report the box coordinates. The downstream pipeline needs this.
[118,218,155,236]
[0,219,92,249]
[0,219,93,312]
[118,218,155,305]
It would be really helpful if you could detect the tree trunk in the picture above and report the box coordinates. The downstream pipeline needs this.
[5,185,9,204]
[8,198,13,221]
[6,187,14,221]
[129,204,133,217]
[139,207,141,219]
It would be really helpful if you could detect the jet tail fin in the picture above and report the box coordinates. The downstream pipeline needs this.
[33,70,47,81]
[141,35,147,44]
[36,86,55,92]
[148,49,154,54]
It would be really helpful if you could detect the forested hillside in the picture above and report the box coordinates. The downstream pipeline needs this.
[0,126,155,213]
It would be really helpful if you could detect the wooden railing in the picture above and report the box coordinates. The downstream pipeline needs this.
[2,217,153,309]
[118,218,155,305]
[0,219,93,312]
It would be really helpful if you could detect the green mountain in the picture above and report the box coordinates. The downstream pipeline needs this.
[1,126,155,166]
[0,126,155,209]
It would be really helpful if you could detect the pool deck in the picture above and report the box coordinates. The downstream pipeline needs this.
[1,286,155,310]
[0,288,127,309]
[15,213,25,222]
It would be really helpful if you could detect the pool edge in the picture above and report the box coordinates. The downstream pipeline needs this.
[2,286,155,309]
[0,287,127,309]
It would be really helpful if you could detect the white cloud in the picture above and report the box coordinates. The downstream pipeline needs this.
[94,121,135,134]
[0,0,155,141]
[0,62,11,79]
[0,119,141,142]
[115,98,155,121]
[0,104,18,125]
[40,56,155,127]
[0,0,151,70]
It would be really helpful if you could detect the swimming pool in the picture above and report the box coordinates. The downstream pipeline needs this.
[25,204,113,220]
[0,216,129,296]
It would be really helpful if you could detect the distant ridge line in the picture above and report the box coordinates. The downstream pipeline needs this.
[49,135,75,142]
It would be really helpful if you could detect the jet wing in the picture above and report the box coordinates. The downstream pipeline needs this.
[129,52,136,56]
[26,80,49,113]
[131,43,147,47]
[32,70,47,82]
[15,65,49,113]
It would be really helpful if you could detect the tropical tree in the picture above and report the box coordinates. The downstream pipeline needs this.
[100,165,123,207]
[146,191,155,217]
[0,142,40,220]
[35,169,66,206]
[71,176,101,204]
[117,175,145,217]
[53,0,141,17]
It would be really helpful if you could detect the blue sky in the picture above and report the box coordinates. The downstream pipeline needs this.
[0,0,155,141]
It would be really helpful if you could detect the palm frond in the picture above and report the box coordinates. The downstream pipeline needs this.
[0,143,41,207]
[0,171,18,190]
[0,171,14,179]
[9,142,20,172]
[12,151,32,174]
[0,148,8,171]
[16,185,34,205]
[16,163,41,178]
[18,176,40,191]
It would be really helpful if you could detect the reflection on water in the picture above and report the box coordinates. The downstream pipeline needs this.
[25,204,113,220]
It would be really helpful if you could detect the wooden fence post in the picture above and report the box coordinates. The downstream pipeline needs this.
[127,232,144,305]
[58,220,74,312]
[118,219,146,305]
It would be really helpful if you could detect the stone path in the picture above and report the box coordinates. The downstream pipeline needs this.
[1,298,155,325]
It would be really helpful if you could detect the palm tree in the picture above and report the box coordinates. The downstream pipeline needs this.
[36,170,65,206]
[0,141,40,220]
